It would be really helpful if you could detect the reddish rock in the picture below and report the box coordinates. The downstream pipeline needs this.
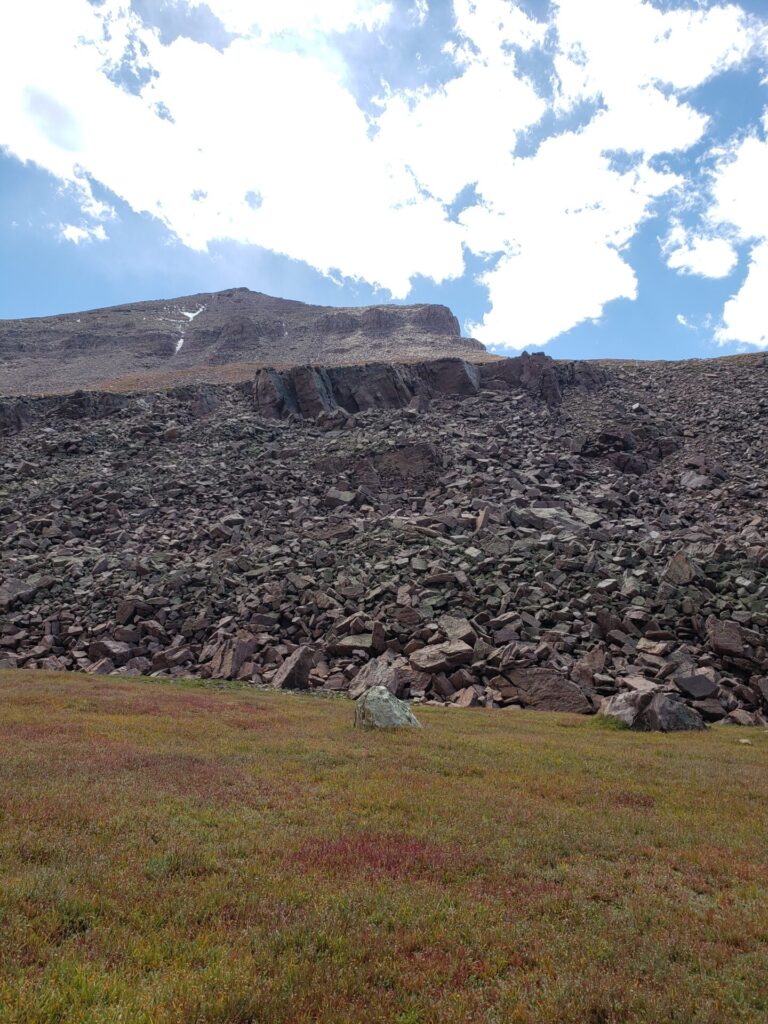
[272,646,313,690]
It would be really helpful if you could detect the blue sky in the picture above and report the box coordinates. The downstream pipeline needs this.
[1,0,767,359]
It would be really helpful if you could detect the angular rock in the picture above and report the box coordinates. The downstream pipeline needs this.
[674,672,718,700]
[88,639,132,667]
[507,668,594,714]
[354,685,422,729]
[665,551,696,586]
[272,646,313,690]
[637,693,706,733]
[348,653,402,700]
[409,640,474,674]
[600,690,651,727]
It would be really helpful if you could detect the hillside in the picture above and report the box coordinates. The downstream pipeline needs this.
[1,350,766,729]
[0,288,486,395]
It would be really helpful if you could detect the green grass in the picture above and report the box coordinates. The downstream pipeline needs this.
[1,671,767,1024]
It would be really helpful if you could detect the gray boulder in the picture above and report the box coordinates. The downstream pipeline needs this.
[601,690,705,732]
[600,691,649,726]
[354,686,423,730]
[638,693,706,732]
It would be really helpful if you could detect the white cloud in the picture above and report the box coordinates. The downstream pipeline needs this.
[459,0,751,350]
[688,119,768,347]
[710,131,768,242]
[716,240,768,348]
[462,124,679,347]
[451,0,547,60]
[0,0,765,350]
[411,0,429,26]
[0,0,461,298]
[554,0,752,110]
[59,222,108,244]
[663,220,738,278]
[375,65,545,208]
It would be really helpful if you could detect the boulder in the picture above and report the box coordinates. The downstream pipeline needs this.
[707,619,746,660]
[409,640,473,673]
[354,686,422,729]
[271,645,313,690]
[210,635,258,680]
[452,686,481,708]
[674,672,718,700]
[665,551,696,585]
[348,653,402,700]
[600,691,650,727]
[637,693,706,732]
[438,614,476,644]
[88,639,132,667]
[507,668,594,714]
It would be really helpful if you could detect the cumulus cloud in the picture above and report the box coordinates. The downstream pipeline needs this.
[716,241,768,348]
[59,223,108,244]
[458,0,752,349]
[0,0,765,348]
[707,126,768,349]
[697,117,768,348]
[0,0,462,298]
[663,221,739,278]
[462,126,678,347]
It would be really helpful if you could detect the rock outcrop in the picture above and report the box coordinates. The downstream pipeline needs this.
[251,352,600,419]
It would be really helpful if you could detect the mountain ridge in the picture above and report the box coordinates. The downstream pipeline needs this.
[0,286,488,396]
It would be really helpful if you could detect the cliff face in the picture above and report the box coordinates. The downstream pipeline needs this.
[250,352,599,419]
[0,353,604,436]
[0,287,487,396]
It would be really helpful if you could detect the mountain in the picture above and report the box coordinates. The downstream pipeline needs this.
[0,287,488,396]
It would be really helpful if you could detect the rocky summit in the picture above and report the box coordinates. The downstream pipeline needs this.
[1,342,767,729]
[0,287,487,396]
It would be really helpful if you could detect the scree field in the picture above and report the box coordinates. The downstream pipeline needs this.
[1,671,767,1024]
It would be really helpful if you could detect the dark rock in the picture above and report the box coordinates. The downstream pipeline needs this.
[88,640,132,667]
[271,645,313,690]
[506,668,594,714]
[674,672,718,700]
[637,693,706,732]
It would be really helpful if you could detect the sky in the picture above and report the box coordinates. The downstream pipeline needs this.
[1,0,767,360]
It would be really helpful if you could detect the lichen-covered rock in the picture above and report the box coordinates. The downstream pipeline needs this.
[600,691,649,727]
[354,686,423,729]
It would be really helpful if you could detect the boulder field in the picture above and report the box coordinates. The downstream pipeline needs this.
[1,351,766,730]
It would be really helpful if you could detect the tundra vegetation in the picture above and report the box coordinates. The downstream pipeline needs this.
[1,671,767,1024]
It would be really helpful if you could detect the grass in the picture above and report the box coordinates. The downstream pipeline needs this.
[1,670,767,1024]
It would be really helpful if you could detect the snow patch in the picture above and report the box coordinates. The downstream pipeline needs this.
[175,336,185,354]
[181,304,206,321]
